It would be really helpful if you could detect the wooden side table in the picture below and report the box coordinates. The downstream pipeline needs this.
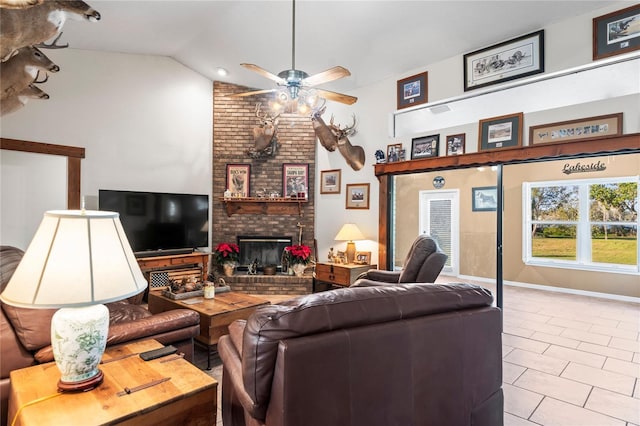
[315,263,377,291]
[8,340,217,426]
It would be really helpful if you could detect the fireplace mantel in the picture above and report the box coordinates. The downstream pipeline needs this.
[220,197,307,216]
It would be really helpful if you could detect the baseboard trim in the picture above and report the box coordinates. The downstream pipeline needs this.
[456,274,640,304]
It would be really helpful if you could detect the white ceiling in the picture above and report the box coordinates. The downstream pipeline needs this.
[59,0,616,95]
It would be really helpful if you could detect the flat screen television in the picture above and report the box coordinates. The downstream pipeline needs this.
[98,189,209,256]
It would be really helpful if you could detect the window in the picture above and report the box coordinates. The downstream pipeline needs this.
[524,176,638,273]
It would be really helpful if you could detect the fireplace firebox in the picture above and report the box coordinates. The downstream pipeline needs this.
[237,236,292,272]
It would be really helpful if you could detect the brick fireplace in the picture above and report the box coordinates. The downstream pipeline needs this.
[211,82,316,293]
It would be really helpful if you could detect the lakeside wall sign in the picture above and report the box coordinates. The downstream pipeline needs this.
[562,161,607,175]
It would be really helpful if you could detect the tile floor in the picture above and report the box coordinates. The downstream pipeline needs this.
[193,282,640,426]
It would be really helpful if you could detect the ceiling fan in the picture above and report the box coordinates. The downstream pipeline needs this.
[233,0,357,106]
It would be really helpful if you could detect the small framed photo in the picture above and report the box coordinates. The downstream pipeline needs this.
[335,251,347,264]
[411,135,439,160]
[397,71,428,110]
[464,30,544,91]
[472,186,498,212]
[446,133,466,156]
[354,251,371,265]
[282,163,309,198]
[386,143,402,162]
[320,169,341,194]
[478,112,523,152]
[346,183,370,210]
[593,4,640,60]
[529,113,623,145]
[226,163,251,197]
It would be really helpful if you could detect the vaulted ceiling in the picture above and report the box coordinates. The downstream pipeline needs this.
[61,1,617,95]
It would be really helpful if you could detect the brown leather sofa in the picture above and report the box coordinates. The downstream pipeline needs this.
[218,282,503,426]
[0,246,201,426]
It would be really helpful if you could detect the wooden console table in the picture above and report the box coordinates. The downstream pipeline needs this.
[220,197,307,216]
[8,339,217,425]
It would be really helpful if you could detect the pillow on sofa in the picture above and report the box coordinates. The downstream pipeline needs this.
[1,304,56,351]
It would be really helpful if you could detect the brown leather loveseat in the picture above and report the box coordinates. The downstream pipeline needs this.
[0,246,201,426]
[218,282,503,426]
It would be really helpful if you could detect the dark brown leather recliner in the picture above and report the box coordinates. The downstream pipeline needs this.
[0,246,201,426]
[218,283,503,426]
[357,234,448,284]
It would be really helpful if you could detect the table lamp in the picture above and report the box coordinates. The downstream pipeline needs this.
[0,210,147,392]
[334,223,365,264]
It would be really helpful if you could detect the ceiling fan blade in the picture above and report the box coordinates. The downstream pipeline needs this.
[316,89,358,105]
[303,66,351,87]
[230,89,277,97]
[240,64,286,85]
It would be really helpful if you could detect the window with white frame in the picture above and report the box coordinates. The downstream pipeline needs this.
[523,176,639,273]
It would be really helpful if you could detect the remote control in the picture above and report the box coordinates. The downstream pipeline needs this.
[139,345,177,361]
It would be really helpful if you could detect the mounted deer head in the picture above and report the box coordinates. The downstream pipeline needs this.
[0,46,59,100]
[1,83,48,116]
[0,0,42,9]
[252,103,280,151]
[311,106,338,152]
[0,0,100,60]
[330,115,366,171]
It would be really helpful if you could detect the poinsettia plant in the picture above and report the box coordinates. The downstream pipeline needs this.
[283,244,311,265]
[214,242,240,265]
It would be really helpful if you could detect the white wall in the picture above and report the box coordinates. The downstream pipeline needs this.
[313,1,639,265]
[0,49,213,248]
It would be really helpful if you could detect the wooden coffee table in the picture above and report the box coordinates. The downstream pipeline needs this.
[8,339,217,425]
[148,291,270,369]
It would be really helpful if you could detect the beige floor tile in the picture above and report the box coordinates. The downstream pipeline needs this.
[585,387,640,424]
[577,342,634,362]
[503,344,515,357]
[504,324,536,338]
[609,337,640,353]
[519,321,566,336]
[548,317,593,331]
[530,397,626,426]
[506,310,553,324]
[503,361,527,384]
[543,345,606,369]
[603,357,640,378]
[618,320,640,333]
[584,316,623,329]
[504,348,569,376]
[561,328,612,346]
[561,362,635,395]
[598,309,640,324]
[531,331,581,349]
[590,324,639,341]
[634,353,640,364]
[634,382,640,399]
[503,382,544,419]
[504,412,538,425]
[503,333,550,354]
[514,369,591,406]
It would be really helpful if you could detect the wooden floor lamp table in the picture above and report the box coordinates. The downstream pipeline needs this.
[7,339,217,426]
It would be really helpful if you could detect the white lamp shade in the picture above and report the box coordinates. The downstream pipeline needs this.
[334,223,365,242]
[0,210,147,308]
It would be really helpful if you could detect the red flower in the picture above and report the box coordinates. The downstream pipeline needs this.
[214,242,240,264]
[284,244,311,265]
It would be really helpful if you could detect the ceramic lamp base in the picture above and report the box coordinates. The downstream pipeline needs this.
[51,304,109,393]
[346,241,356,264]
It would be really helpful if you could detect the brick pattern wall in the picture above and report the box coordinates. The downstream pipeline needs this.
[212,81,316,265]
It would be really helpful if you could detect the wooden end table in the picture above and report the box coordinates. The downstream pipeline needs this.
[8,339,217,426]
[148,291,270,369]
[315,262,377,290]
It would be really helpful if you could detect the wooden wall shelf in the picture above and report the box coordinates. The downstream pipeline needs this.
[220,197,307,216]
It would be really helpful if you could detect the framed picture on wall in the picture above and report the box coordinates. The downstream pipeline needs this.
[478,112,523,151]
[463,30,544,91]
[593,4,640,60]
[529,113,623,145]
[282,163,309,198]
[320,169,341,194]
[397,71,428,110]
[446,133,466,155]
[226,163,251,197]
[346,183,370,210]
[472,186,498,212]
[411,135,439,160]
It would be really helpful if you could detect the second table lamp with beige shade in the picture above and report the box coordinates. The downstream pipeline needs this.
[334,223,365,264]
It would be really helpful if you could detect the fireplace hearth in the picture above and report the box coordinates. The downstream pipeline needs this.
[237,236,292,272]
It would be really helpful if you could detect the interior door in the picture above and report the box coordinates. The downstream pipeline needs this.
[419,190,459,276]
